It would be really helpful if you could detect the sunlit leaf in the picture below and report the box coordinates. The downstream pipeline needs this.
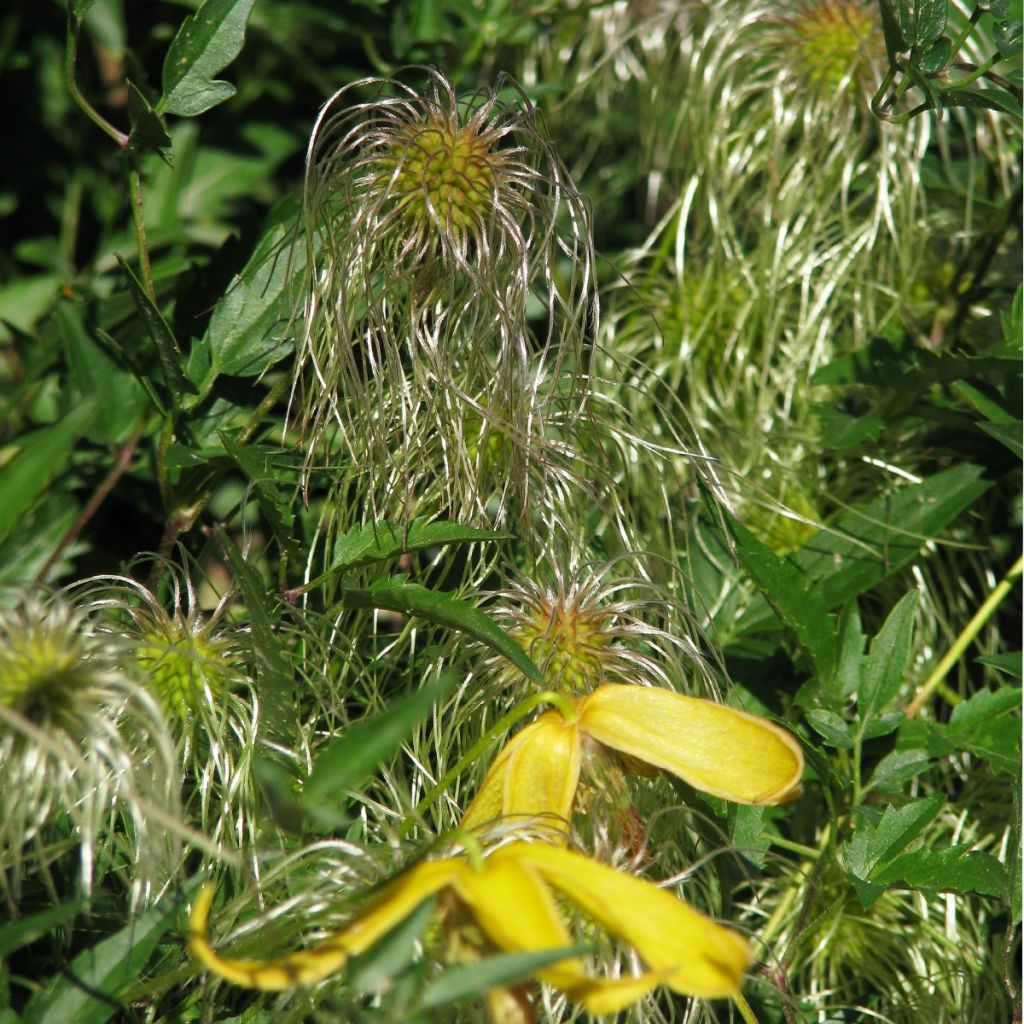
[159,0,256,117]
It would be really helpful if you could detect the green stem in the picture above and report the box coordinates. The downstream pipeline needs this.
[949,53,1001,88]
[65,12,128,149]
[732,990,760,1024]
[905,553,1023,719]
[946,4,984,68]
[762,834,821,859]
[128,166,155,300]
[402,689,577,835]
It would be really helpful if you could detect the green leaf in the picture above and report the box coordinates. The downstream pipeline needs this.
[734,466,990,639]
[340,578,544,687]
[814,405,885,450]
[215,528,294,741]
[0,402,96,545]
[868,748,933,793]
[1002,286,1023,351]
[328,519,510,575]
[879,0,909,59]
[944,685,1022,775]
[0,899,82,959]
[918,35,952,73]
[832,601,866,702]
[950,379,1018,425]
[976,651,1022,680]
[20,887,182,1024]
[125,81,171,159]
[873,845,1008,899]
[219,436,296,553]
[994,18,1023,59]
[158,0,256,118]
[945,86,1024,119]
[842,793,946,907]
[726,515,838,684]
[909,0,947,46]
[115,255,197,409]
[419,944,594,1010]
[303,671,460,824]
[806,709,856,749]
[978,420,1023,458]
[858,591,917,728]
[55,302,147,443]
[728,804,771,867]
[802,464,991,609]
[71,0,101,16]
[197,220,300,391]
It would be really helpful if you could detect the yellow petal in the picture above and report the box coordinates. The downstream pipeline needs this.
[579,684,803,805]
[502,842,751,999]
[454,856,589,993]
[189,859,459,990]
[460,711,581,837]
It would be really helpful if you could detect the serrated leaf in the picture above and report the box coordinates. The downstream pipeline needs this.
[0,402,96,545]
[944,686,1022,775]
[329,519,510,576]
[858,591,917,727]
[0,899,82,959]
[868,748,933,792]
[116,254,197,409]
[726,516,838,684]
[842,794,946,907]
[419,944,594,1010]
[20,887,183,1024]
[340,578,544,687]
[873,845,1008,899]
[303,671,460,823]
[158,0,255,117]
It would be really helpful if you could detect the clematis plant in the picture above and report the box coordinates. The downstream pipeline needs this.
[189,839,749,1016]
[461,684,803,836]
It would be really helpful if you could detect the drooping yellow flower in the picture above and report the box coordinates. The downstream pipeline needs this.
[462,684,803,835]
[189,840,750,1013]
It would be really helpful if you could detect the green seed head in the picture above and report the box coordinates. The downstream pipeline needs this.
[788,0,879,95]
[513,595,616,693]
[135,629,232,722]
[387,114,497,238]
[0,609,92,715]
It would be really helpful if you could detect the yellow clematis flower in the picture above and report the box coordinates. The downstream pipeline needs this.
[461,684,803,835]
[189,840,750,1014]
